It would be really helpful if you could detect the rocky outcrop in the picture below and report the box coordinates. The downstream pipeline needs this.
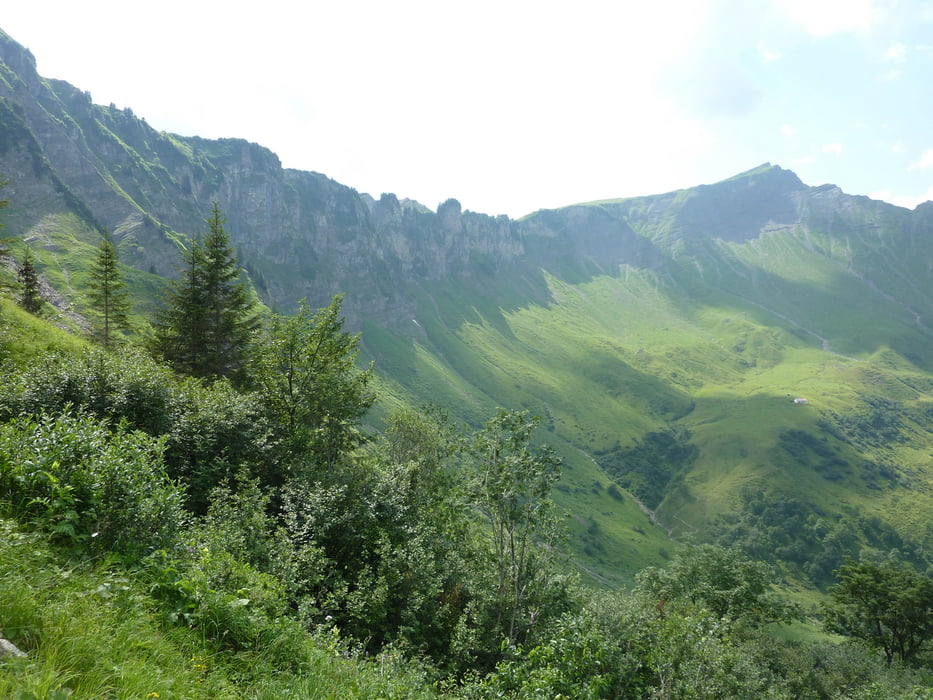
[0,637,26,659]
[0,29,534,323]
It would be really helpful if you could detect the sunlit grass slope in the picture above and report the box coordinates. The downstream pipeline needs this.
[362,219,933,585]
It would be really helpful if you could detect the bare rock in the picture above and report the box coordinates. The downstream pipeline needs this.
[0,638,26,659]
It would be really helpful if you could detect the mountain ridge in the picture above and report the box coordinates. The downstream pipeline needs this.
[2,26,933,586]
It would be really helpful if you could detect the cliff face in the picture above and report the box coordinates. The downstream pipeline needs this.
[0,28,533,322]
[1,27,931,333]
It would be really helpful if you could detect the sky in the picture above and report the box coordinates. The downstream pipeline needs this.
[3,0,933,218]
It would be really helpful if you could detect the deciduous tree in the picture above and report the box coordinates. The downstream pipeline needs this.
[824,558,933,664]
[636,544,795,626]
[250,295,373,474]
[472,408,563,646]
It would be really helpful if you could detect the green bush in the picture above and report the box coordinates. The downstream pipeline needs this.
[0,347,275,513]
[0,347,176,434]
[0,411,185,558]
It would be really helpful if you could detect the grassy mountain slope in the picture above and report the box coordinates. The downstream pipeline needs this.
[2,24,932,587]
[360,170,933,584]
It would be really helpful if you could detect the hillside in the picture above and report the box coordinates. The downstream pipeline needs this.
[1,26,932,588]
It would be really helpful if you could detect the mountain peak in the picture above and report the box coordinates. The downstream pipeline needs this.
[717,163,805,189]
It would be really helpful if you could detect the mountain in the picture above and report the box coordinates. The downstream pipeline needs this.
[2,27,932,586]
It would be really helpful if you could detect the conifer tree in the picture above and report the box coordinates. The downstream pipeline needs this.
[155,203,257,382]
[17,249,42,314]
[87,231,131,347]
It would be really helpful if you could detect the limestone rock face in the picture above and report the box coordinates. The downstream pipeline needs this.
[0,29,925,333]
[0,29,534,323]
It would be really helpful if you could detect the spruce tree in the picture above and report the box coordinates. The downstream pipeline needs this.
[17,249,42,314]
[87,231,131,347]
[155,203,257,382]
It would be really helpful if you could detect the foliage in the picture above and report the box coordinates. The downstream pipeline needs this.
[468,612,618,699]
[17,248,42,314]
[0,346,274,513]
[0,519,439,699]
[0,411,185,558]
[250,295,374,474]
[276,447,472,661]
[471,409,564,648]
[636,543,796,627]
[824,558,933,665]
[154,203,257,383]
[594,428,697,510]
[163,376,273,513]
[713,489,931,588]
[86,231,131,347]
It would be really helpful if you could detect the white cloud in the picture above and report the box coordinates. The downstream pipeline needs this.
[822,142,844,155]
[881,68,903,81]
[884,42,907,62]
[780,124,796,137]
[778,0,877,36]
[870,185,933,209]
[908,149,933,170]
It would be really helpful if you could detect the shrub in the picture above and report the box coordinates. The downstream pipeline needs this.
[0,411,185,559]
[0,347,176,434]
[0,347,275,514]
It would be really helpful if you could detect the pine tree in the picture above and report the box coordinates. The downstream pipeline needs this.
[17,249,42,314]
[155,203,257,382]
[154,236,208,376]
[87,231,131,347]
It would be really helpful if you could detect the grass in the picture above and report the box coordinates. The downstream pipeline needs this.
[0,519,438,699]
[358,229,933,585]
[0,296,88,363]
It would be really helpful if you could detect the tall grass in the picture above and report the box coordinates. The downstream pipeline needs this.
[0,519,437,698]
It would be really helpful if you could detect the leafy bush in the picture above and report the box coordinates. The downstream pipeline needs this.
[164,378,273,513]
[0,346,176,434]
[0,411,185,559]
[0,346,275,513]
[636,544,796,626]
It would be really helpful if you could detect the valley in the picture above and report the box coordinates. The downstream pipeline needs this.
[1,27,932,590]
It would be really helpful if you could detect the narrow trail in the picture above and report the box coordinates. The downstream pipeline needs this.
[722,290,861,361]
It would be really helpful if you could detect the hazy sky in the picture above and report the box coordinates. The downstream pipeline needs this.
[4,1,933,217]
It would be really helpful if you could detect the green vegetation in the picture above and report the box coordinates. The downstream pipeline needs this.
[2,287,932,696]
[824,559,933,665]
[16,248,42,314]
[250,295,374,474]
[86,231,131,347]
[153,203,258,383]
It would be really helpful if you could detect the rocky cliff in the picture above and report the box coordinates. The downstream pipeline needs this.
[0,28,535,323]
